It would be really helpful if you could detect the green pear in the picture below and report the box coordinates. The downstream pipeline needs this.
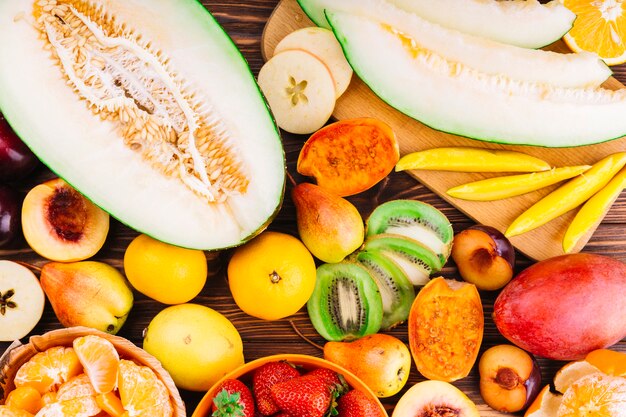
[40,261,133,334]
[292,182,364,263]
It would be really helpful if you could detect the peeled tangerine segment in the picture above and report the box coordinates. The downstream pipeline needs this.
[307,262,383,342]
[408,278,483,382]
[297,118,399,196]
[391,380,480,417]
[0,261,45,342]
[563,166,626,253]
[275,27,353,98]
[0,0,284,250]
[557,373,626,417]
[553,360,602,394]
[297,0,608,87]
[365,200,453,264]
[506,152,626,238]
[396,147,551,173]
[448,165,592,201]
[258,49,335,134]
[325,9,626,147]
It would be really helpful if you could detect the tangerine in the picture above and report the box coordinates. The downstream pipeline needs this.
[73,336,120,393]
[0,405,34,417]
[124,234,207,304]
[557,373,626,417]
[4,386,42,415]
[14,347,82,394]
[227,231,316,320]
[117,359,173,417]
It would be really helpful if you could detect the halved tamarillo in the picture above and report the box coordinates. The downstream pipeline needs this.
[297,118,399,196]
[408,277,484,382]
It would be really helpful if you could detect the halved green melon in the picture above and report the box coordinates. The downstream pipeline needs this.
[0,0,285,250]
[326,10,626,147]
[299,0,574,49]
[297,0,609,88]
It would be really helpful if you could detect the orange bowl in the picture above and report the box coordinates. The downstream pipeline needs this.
[192,353,389,417]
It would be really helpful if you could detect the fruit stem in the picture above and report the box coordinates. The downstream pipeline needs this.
[285,170,298,188]
[289,320,324,351]
[13,261,42,273]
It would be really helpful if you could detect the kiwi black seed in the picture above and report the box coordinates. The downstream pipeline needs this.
[354,250,415,330]
[363,234,442,286]
[307,262,383,342]
[366,199,453,264]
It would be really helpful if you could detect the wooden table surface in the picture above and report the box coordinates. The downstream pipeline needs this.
[2,1,626,416]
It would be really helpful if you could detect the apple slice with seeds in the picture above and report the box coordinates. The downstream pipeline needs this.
[258,50,336,134]
[275,27,353,98]
[0,260,45,341]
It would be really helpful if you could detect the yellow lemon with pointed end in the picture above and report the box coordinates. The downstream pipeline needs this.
[124,234,207,304]
[143,303,243,392]
[228,231,317,320]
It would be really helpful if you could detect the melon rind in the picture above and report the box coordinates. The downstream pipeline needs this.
[0,0,285,250]
[297,0,609,88]
[326,10,626,148]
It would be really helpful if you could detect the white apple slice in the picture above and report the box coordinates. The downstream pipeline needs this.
[0,260,45,341]
[275,27,353,98]
[258,49,335,134]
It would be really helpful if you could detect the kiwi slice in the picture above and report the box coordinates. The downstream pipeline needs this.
[363,234,442,286]
[354,250,415,330]
[307,262,383,341]
[366,200,453,264]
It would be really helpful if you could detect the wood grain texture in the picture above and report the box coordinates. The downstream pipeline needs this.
[263,0,626,261]
[0,1,625,416]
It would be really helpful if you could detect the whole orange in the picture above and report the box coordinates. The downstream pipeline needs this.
[123,234,207,304]
[227,231,316,320]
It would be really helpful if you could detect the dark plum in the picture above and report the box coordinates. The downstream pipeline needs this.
[0,115,39,181]
[0,184,21,247]
[451,224,515,291]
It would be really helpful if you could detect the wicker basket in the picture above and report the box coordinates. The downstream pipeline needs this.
[0,326,186,416]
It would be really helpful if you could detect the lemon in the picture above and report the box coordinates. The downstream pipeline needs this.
[227,231,316,320]
[123,234,207,304]
[143,303,243,391]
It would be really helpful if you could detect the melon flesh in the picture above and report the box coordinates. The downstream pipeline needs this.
[0,0,285,250]
[299,0,575,49]
[296,0,609,88]
[326,10,626,147]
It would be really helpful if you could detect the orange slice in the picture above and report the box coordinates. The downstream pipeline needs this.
[35,396,101,417]
[73,335,120,394]
[5,386,43,415]
[14,347,83,394]
[557,373,626,417]
[563,0,626,65]
[0,405,35,417]
[117,359,173,417]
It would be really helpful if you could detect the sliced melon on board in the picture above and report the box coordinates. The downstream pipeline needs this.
[326,10,626,148]
[296,0,609,88]
[298,0,575,49]
[0,0,285,250]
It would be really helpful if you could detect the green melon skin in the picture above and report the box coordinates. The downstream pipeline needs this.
[0,0,285,250]
[325,9,626,148]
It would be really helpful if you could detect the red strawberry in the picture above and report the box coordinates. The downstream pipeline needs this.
[270,374,335,417]
[336,389,385,417]
[211,379,255,417]
[252,361,300,415]
[306,368,347,394]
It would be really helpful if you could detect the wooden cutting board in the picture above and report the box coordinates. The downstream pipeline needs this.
[262,0,626,261]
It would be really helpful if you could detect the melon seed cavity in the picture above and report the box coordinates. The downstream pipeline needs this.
[32,0,248,203]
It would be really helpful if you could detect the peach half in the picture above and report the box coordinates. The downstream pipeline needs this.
[22,178,109,262]
[479,344,541,413]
